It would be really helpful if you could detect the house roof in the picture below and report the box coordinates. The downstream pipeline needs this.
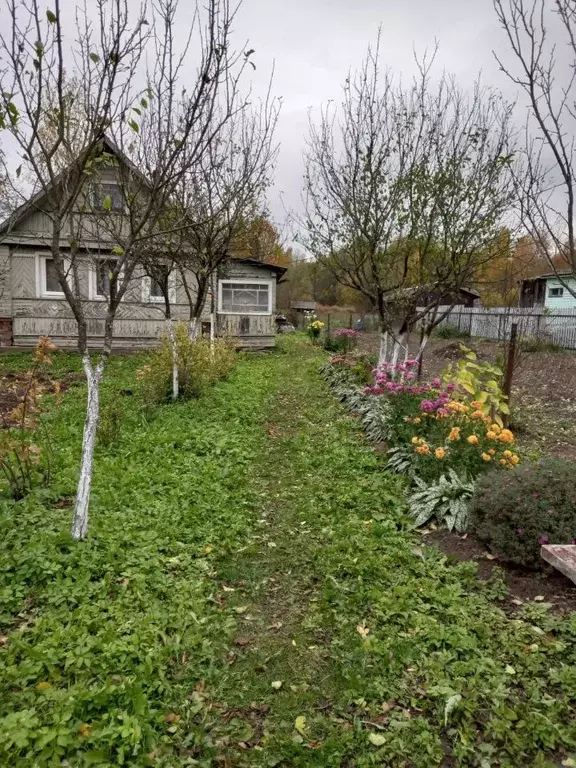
[0,135,144,239]
[521,270,574,282]
[231,257,287,277]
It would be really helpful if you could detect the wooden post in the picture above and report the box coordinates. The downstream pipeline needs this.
[348,312,353,329]
[326,313,331,338]
[502,322,518,428]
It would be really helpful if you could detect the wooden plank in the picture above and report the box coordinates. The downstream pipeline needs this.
[540,545,576,585]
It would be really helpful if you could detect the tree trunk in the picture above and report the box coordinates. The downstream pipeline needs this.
[209,276,216,359]
[166,317,179,400]
[71,355,105,541]
[378,330,389,367]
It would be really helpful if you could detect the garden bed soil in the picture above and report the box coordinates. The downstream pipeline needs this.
[0,371,84,427]
[424,528,576,613]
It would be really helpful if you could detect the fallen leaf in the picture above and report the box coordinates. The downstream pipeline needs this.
[368,732,386,746]
[533,595,545,602]
[295,715,307,735]
[78,723,91,738]
[271,680,283,690]
[356,623,370,638]
[485,553,497,560]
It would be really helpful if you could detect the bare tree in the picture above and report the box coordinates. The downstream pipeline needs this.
[0,0,253,539]
[494,0,576,295]
[304,39,517,367]
[176,93,280,337]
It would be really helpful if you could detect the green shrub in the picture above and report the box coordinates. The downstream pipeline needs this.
[98,396,125,447]
[470,458,576,568]
[519,336,564,354]
[434,325,470,339]
[138,322,236,406]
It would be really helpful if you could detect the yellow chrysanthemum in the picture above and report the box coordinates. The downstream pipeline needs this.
[471,400,484,409]
[411,436,420,445]
[467,434,479,445]
[486,431,498,440]
[490,423,502,434]
[481,452,492,462]
[448,427,461,441]
[413,417,421,424]
[498,429,514,444]
[510,454,520,465]
[435,447,447,460]
[488,448,495,456]
[471,410,484,419]
[503,450,512,458]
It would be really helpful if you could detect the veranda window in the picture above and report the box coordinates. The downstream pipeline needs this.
[219,281,271,314]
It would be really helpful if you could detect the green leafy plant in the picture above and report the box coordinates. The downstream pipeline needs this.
[98,395,125,447]
[137,322,236,407]
[434,324,471,339]
[409,469,475,532]
[442,345,508,426]
[470,458,576,568]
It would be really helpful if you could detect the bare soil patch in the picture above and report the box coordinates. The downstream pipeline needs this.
[424,527,576,612]
[0,371,84,426]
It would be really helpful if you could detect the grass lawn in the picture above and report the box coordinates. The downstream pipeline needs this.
[1,337,575,767]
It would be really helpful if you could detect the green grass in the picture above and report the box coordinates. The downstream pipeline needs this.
[1,337,575,767]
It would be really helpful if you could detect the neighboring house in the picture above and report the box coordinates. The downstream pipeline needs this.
[519,271,576,310]
[0,139,286,349]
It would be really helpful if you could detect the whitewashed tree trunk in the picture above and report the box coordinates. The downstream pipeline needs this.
[378,331,389,367]
[416,331,430,362]
[166,318,179,400]
[190,317,199,341]
[209,278,216,359]
[390,331,407,376]
[71,355,105,541]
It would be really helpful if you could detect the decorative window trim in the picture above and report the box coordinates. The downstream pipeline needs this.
[35,253,71,298]
[88,258,125,301]
[142,270,176,304]
[217,278,273,316]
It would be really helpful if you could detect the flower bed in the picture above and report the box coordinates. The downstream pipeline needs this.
[322,349,520,532]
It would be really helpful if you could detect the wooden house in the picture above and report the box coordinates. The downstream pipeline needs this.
[519,271,576,310]
[0,138,286,350]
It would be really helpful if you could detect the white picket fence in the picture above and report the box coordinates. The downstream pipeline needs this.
[430,305,576,350]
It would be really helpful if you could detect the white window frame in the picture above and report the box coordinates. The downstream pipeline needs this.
[89,258,125,301]
[36,253,71,298]
[217,278,273,316]
[142,270,176,304]
[548,286,564,298]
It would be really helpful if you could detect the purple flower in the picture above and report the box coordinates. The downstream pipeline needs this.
[406,359,418,367]
[420,400,435,413]
[386,381,395,391]
[406,372,415,381]
[547,509,554,515]
[431,378,441,388]
[446,382,456,392]
[531,492,539,498]
[437,407,450,416]
[373,386,382,394]
[516,528,525,536]
[405,386,415,394]
[538,535,549,545]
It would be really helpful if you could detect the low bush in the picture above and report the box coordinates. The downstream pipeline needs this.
[434,325,470,339]
[470,458,576,567]
[519,336,564,354]
[137,322,236,406]
[323,328,359,354]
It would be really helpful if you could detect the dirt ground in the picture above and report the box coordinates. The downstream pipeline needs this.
[358,333,576,462]
[0,370,84,427]
[424,527,576,613]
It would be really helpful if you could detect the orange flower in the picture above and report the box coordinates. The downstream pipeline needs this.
[498,429,514,445]
[490,423,502,434]
[488,448,495,456]
[510,454,520,465]
[448,427,461,441]
[413,417,421,424]
[467,434,479,446]
[481,452,492,462]
[471,410,485,419]
[503,450,512,458]
[435,447,447,460]
[499,458,507,466]
[471,400,484,409]
[415,444,430,455]
[486,431,498,440]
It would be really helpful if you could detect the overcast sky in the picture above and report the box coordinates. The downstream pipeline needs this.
[228,0,519,237]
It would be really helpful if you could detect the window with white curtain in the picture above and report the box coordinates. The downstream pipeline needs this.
[218,280,272,314]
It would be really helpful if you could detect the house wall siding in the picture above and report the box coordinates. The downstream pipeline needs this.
[544,277,576,309]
